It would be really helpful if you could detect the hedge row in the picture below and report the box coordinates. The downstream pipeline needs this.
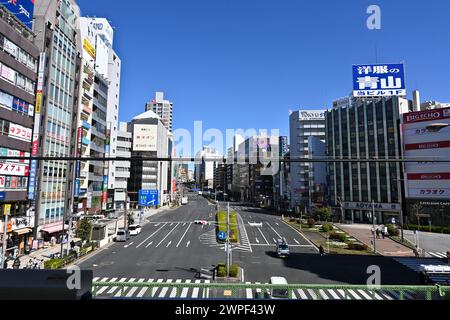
[404,225,450,235]
[217,263,239,278]
[217,211,239,243]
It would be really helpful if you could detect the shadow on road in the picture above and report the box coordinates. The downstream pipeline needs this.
[264,251,421,285]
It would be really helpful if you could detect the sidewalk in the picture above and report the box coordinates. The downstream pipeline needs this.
[336,224,415,257]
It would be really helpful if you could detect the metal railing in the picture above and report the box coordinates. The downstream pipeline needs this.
[92,281,450,300]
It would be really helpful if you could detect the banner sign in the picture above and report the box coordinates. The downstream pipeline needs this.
[138,190,159,206]
[352,63,406,97]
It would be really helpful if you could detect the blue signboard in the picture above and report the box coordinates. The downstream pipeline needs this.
[2,0,35,30]
[217,231,227,241]
[0,192,6,201]
[139,190,159,206]
[352,63,406,98]
[27,159,38,200]
[74,179,80,197]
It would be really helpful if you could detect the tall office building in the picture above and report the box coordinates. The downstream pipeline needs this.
[113,122,131,211]
[32,0,80,239]
[73,17,121,215]
[326,96,410,224]
[194,146,220,190]
[289,110,326,212]
[127,110,170,208]
[145,92,173,132]
[0,2,39,254]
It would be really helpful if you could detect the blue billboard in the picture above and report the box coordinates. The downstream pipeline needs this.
[139,190,159,206]
[2,0,35,30]
[352,63,406,98]
[27,159,37,200]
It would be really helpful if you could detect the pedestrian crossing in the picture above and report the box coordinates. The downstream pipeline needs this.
[428,252,448,259]
[92,277,415,300]
[198,229,252,252]
[394,257,446,273]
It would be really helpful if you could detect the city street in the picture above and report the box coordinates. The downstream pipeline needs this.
[403,230,450,259]
[77,195,422,294]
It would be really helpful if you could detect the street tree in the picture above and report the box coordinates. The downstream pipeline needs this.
[76,218,93,242]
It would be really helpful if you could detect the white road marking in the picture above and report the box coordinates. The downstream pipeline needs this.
[358,290,373,300]
[186,241,191,248]
[267,223,283,238]
[124,242,134,248]
[166,241,172,248]
[246,283,253,299]
[155,224,179,248]
[145,241,153,248]
[257,227,269,245]
[155,224,160,227]
[95,278,115,295]
[294,239,300,245]
[255,238,260,244]
[151,279,164,297]
[180,280,191,298]
[273,238,277,243]
[107,278,126,295]
[281,219,318,250]
[170,279,183,298]
[298,289,309,300]
[192,280,201,298]
[275,222,279,226]
[170,223,174,226]
[125,279,144,297]
[93,277,100,281]
[183,223,186,227]
[136,279,153,298]
[176,223,192,248]
[136,223,167,248]
[327,289,341,300]
[347,290,362,300]
[115,278,136,297]
[318,289,329,300]
[307,289,318,300]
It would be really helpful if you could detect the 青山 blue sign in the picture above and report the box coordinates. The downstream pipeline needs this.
[217,231,227,241]
[139,190,159,206]
[352,63,406,98]
[2,0,35,30]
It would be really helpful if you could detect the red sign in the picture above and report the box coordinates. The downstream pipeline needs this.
[403,107,450,124]
[405,140,450,151]
[407,173,450,180]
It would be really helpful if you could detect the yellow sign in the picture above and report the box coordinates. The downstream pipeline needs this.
[3,204,11,216]
[35,92,42,114]
[83,39,96,59]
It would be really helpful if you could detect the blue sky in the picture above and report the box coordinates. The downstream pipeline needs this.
[78,0,450,150]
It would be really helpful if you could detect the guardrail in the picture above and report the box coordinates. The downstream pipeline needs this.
[92,281,450,300]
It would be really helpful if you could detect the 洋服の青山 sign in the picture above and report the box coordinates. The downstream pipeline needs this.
[352,63,406,97]
[3,0,35,30]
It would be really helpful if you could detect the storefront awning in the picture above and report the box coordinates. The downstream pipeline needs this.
[40,224,68,234]
[14,228,33,236]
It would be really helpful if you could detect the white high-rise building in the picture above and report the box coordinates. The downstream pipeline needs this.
[145,92,173,132]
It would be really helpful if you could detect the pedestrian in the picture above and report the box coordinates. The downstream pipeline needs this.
[319,245,325,256]
[371,226,375,237]
[376,228,380,239]
[26,259,33,269]
[13,257,21,270]
[383,226,388,239]
[32,257,38,269]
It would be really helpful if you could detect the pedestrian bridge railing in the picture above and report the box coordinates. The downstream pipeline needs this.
[92,281,450,300]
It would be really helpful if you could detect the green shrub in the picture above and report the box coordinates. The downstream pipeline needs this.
[347,243,368,251]
[321,224,334,233]
[387,224,399,237]
[217,211,239,243]
[405,225,450,234]
[217,265,226,278]
[307,218,316,228]
[229,264,239,278]
[329,232,347,242]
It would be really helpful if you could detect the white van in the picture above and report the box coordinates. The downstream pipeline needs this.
[267,277,289,299]
[115,229,127,242]
[128,224,142,236]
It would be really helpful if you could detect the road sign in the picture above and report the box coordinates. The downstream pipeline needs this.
[217,231,227,241]
[138,190,159,206]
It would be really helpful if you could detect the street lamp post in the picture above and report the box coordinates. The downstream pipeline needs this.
[372,200,376,254]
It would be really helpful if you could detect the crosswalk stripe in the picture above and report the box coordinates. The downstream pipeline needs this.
[327,289,341,300]
[136,279,153,298]
[93,277,100,281]
[357,290,373,300]
[95,277,113,295]
[180,280,191,298]
[347,289,362,300]
[429,252,446,258]
[126,279,145,298]
[291,290,297,299]
[151,279,164,297]
[307,289,318,300]
[337,289,350,299]
[108,278,127,294]
[379,290,395,300]
[297,289,309,300]
[170,280,183,298]
[192,280,201,298]
[115,278,135,297]
[318,289,329,300]
[204,280,210,299]
[246,283,253,299]
[158,279,173,298]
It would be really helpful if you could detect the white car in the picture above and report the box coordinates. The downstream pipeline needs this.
[194,220,208,226]
[128,224,142,236]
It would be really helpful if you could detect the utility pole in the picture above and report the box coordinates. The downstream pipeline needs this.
[226,202,230,278]
[124,190,128,231]
[1,205,11,269]
[372,200,376,254]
